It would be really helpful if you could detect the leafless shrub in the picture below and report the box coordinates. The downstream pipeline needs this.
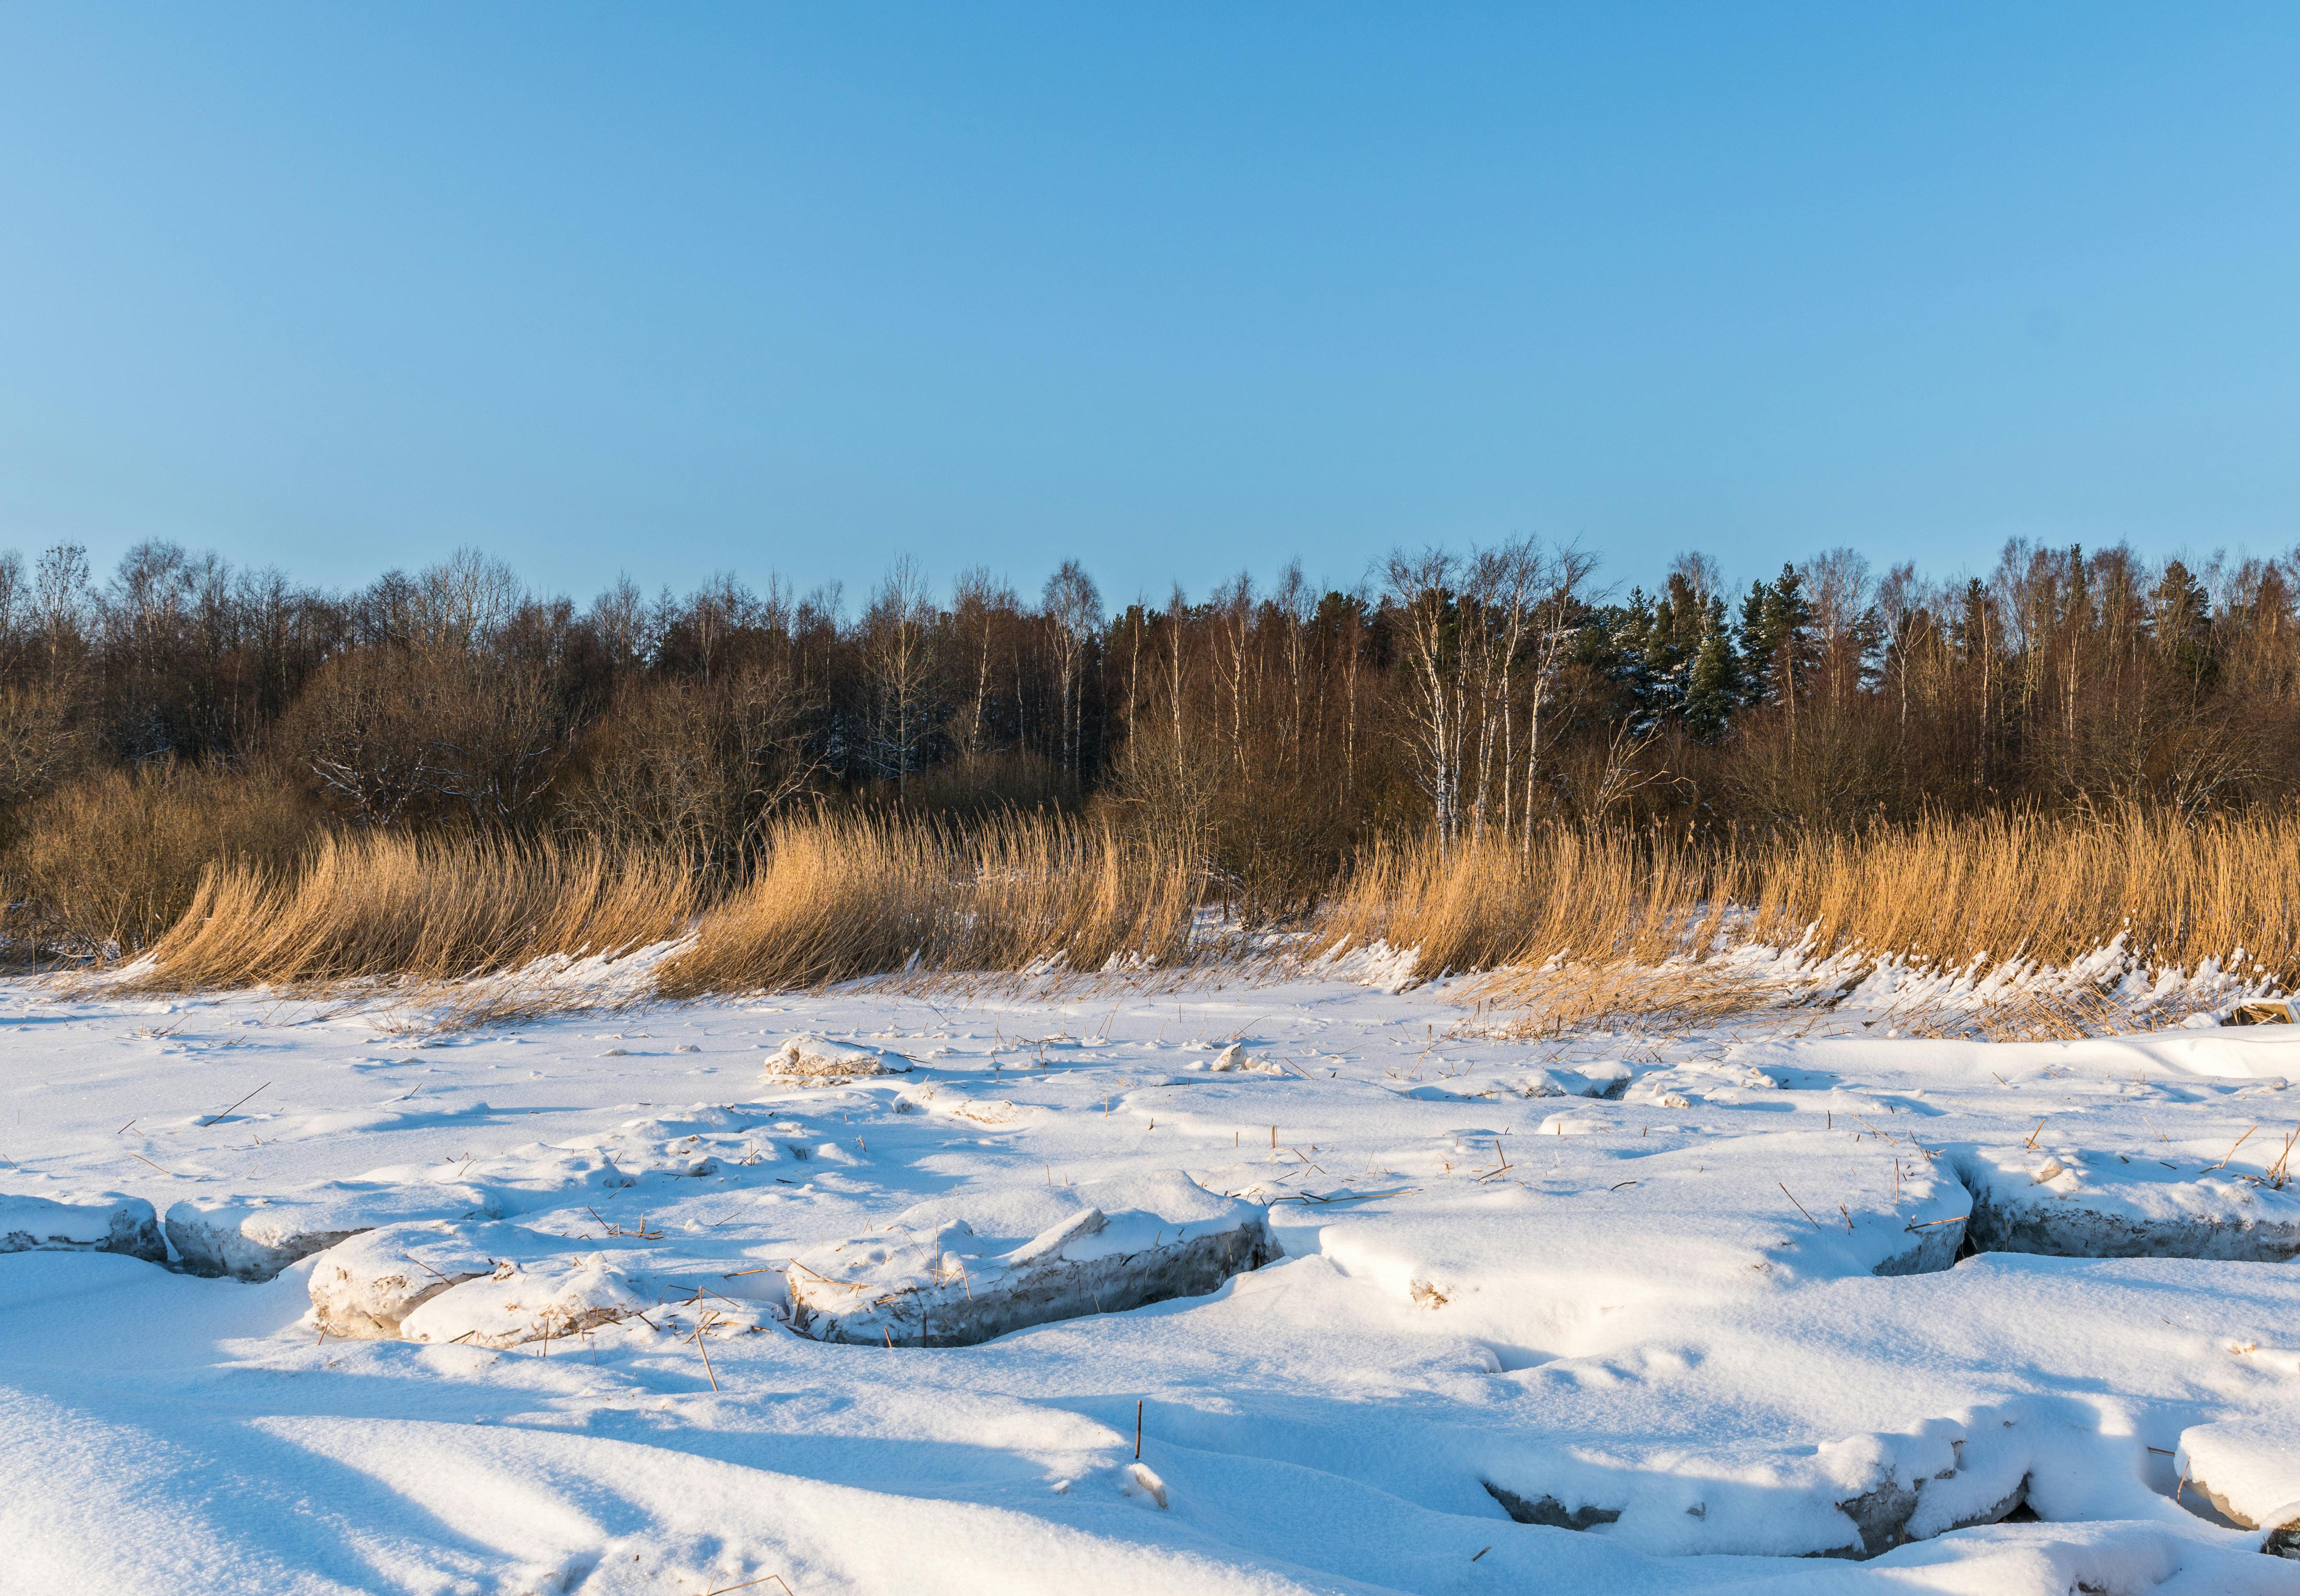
[0,762,318,956]
[557,664,817,869]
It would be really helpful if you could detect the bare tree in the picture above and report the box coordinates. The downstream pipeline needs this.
[0,549,22,656]
[278,650,439,828]
[0,679,81,803]
[1521,544,1595,848]
[1042,560,1101,777]
[1209,572,1254,771]
[1271,561,1313,776]
[589,575,651,676]
[33,544,89,665]
[1384,547,1467,846]
[382,548,525,655]
[1669,550,1723,604]
[1800,546,1877,708]
[860,556,941,789]
[423,654,566,827]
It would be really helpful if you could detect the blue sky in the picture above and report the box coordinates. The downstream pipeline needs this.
[1,4,2296,609]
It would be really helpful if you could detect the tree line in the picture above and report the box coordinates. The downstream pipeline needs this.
[2,533,2295,907]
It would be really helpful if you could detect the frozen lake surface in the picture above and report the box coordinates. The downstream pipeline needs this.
[3,966,2298,1594]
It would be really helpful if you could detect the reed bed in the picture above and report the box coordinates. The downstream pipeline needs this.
[1316,805,2300,988]
[654,813,1198,997]
[1312,828,1732,976]
[1746,806,2300,983]
[36,800,2300,1044]
[122,832,698,991]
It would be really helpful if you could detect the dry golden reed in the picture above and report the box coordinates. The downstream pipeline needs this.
[125,832,697,991]
[655,812,1196,996]
[1313,828,1732,977]
[1316,803,2300,995]
[32,797,2300,1030]
[0,763,317,955]
[1745,806,2300,982]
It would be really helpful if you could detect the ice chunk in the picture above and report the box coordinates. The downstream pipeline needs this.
[1573,1062,1632,1098]
[1483,1482,1622,1530]
[1200,1044,1284,1075]
[399,1253,651,1348]
[0,1193,165,1262]
[1522,1063,1631,1100]
[1484,1417,2028,1558]
[2179,1421,2300,1555]
[1121,1462,1169,1509]
[1823,1464,2028,1559]
[1953,1144,2300,1260]
[1868,1209,1968,1277]
[787,1170,1277,1347]
[166,1183,477,1281]
[166,1199,368,1281]
[763,1035,913,1081]
[307,1222,502,1339]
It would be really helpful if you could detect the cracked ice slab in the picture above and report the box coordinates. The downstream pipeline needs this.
[397,1252,657,1348]
[164,1108,792,1281]
[1313,1129,1973,1345]
[1953,1143,2300,1260]
[308,1217,782,1344]
[787,1170,1278,1347]
[307,1221,507,1338]
[1489,1413,2034,1559]
[165,1182,493,1280]
[0,1192,165,1261]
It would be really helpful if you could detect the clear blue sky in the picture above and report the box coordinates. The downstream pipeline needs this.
[2,4,2296,609]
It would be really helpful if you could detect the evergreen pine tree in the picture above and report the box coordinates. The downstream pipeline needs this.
[2151,557,2215,688]
[1684,596,1740,741]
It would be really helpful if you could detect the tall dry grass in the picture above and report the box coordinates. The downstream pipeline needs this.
[0,763,320,956]
[124,832,698,991]
[28,789,2300,1037]
[1319,804,2300,997]
[655,813,1197,996]
[1314,828,1733,975]
[1746,806,2300,981]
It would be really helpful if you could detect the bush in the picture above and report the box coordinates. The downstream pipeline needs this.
[0,762,321,956]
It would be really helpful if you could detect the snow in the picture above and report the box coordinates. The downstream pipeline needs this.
[2,966,2298,1593]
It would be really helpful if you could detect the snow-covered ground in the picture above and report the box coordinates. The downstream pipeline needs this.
[4,962,2299,1595]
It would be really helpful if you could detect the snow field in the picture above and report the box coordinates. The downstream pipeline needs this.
[1,972,2297,1593]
